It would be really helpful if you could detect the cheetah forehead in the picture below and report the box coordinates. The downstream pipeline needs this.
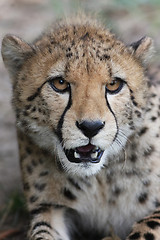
[34,15,126,58]
[32,16,140,85]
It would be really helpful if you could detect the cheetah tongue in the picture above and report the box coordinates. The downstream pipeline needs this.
[76,144,95,153]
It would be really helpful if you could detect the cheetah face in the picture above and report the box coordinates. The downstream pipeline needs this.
[21,61,143,177]
[2,26,152,176]
[46,74,125,168]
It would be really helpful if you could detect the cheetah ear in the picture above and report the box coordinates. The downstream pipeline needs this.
[129,36,154,65]
[1,34,35,79]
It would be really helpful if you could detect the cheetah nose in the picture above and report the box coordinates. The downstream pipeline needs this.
[76,120,105,139]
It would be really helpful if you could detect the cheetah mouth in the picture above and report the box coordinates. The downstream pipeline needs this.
[64,144,104,163]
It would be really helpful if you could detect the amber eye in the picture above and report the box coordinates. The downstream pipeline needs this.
[106,77,124,94]
[48,77,69,93]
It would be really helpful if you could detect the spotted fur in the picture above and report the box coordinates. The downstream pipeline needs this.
[1,15,160,240]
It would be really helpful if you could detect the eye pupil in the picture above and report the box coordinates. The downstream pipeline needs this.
[59,79,64,85]
[110,80,116,86]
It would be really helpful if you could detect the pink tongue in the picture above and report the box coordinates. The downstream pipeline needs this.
[77,144,95,153]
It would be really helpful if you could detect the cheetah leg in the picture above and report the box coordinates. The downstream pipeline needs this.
[126,208,160,240]
[29,205,70,240]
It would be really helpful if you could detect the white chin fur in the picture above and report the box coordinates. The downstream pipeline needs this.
[57,146,109,177]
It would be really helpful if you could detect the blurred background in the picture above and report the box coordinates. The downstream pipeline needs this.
[0,0,160,238]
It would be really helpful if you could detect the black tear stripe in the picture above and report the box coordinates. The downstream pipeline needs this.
[56,86,72,142]
[27,81,47,102]
[105,94,119,143]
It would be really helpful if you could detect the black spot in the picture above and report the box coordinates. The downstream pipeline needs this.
[32,117,38,120]
[129,232,141,239]
[139,127,148,136]
[146,108,151,112]
[108,199,116,205]
[66,47,71,52]
[125,170,137,177]
[143,145,155,157]
[66,52,73,58]
[133,100,138,106]
[21,120,28,127]
[151,116,157,121]
[130,154,137,163]
[48,47,52,53]
[36,238,43,240]
[142,179,150,187]
[138,192,148,204]
[129,88,133,94]
[25,104,32,110]
[154,200,160,208]
[23,111,29,116]
[143,232,155,240]
[16,111,20,119]
[30,195,38,203]
[34,183,46,191]
[56,161,65,172]
[39,158,44,164]
[39,171,49,177]
[146,220,160,229]
[135,110,141,118]
[26,147,32,154]
[80,32,89,40]
[26,165,33,174]
[131,95,138,106]
[113,186,122,196]
[23,182,30,191]
[63,188,76,201]
[31,106,36,112]
[31,159,38,167]
[50,39,56,45]
[151,93,157,98]
[68,178,82,190]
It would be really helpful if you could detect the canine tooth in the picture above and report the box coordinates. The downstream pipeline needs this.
[91,152,98,159]
[74,151,80,159]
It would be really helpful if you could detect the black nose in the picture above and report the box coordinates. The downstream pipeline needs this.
[76,120,105,139]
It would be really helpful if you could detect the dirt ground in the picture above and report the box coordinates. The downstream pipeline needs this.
[0,0,160,239]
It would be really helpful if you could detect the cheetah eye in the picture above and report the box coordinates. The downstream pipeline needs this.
[48,77,70,93]
[106,77,124,94]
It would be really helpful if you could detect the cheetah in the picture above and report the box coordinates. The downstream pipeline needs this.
[1,15,160,240]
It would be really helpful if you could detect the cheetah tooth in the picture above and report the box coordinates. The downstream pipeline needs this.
[91,152,98,159]
[74,151,80,159]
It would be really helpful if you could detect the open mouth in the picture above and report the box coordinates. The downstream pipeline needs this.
[65,144,104,163]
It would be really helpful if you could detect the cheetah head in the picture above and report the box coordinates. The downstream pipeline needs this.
[1,18,153,176]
